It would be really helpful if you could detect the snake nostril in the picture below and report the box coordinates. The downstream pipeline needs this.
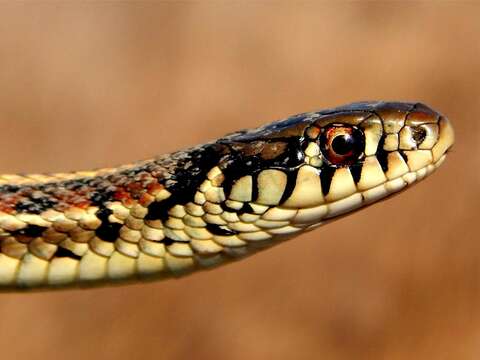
[412,126,427,145]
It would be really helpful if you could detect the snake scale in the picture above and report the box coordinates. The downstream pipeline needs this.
[0,101,454,290]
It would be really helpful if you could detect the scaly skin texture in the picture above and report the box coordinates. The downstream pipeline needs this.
[0,101,454,290]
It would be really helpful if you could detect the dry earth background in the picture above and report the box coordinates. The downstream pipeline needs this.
[0,2,479,360]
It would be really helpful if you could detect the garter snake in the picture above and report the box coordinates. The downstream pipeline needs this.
[0,101,454,290]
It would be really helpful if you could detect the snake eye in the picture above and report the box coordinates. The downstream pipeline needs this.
[320,125,365,166]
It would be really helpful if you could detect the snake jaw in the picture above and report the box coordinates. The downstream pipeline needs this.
[0,101,454,290]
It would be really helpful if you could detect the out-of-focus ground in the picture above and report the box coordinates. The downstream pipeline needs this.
[0,3,478,360]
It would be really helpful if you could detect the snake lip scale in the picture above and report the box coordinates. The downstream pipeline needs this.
[0,101,454,290]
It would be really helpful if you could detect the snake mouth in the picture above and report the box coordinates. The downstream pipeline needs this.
[297,154,449,233]
[245,155,448,236]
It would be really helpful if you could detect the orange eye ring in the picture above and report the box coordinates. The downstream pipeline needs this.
[320,124,365,166]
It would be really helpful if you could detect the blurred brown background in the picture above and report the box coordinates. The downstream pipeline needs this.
[0,2,478,360]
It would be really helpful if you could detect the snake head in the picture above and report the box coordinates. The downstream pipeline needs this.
[216,101,454,234]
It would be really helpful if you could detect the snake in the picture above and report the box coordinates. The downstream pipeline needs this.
[0,101,454,290]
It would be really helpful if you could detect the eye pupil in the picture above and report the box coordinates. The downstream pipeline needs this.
[319,125,365,166]
[331,135,353,155]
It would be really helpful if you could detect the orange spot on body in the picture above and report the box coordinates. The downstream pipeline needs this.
[114,189,131,202]
[0,203,14,214]
[139,193,154,207]
[0,195,20,214]
[147,182,164,195]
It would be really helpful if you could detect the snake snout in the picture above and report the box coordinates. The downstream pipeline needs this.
[393,103,454,167]
[432,115,455,162]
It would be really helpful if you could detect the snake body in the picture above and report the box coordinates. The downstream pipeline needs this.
[0,101,454,290]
